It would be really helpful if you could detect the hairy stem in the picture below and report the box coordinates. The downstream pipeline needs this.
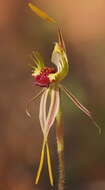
[56,95,65,190]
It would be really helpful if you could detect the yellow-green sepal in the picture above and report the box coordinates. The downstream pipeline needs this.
[49,43,69,82]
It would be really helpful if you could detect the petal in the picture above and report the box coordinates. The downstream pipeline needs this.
[60,84,101,134]
[44,86,60,138]
[26,88,45,118]
[39,88,49,134]
[35,140,54,186]
[38,88,56,185]
[35,140,46,184]
[46,142,54,186]
[37,88,54,185]
[28,2,56,24]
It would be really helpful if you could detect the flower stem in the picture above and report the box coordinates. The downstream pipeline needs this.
[56,94,65,190]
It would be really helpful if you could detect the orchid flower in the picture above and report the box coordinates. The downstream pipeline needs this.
[26,2,101,189]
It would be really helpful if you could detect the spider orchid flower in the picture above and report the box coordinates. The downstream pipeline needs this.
[26,2,101,188]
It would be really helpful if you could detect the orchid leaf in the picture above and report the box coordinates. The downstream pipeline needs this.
[28,2,56,24]
[60,84,101,134]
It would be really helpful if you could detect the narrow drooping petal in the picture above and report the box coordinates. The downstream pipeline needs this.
[35,141,46,184]
[26,88,45,118]
[36,88,54,186]
[45,86,60,138]
[60,84,101,134]
[46,142,54,186]
[39,88,49,134]
[28,2,56,24]
[37,86,60,185]
[35,139,53,186]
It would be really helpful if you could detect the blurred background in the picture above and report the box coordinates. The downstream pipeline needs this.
[0,0,105,189]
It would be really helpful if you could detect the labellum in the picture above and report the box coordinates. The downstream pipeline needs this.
[34,67,56,87]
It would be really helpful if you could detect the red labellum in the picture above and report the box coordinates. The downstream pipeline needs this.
[34,67,56,87]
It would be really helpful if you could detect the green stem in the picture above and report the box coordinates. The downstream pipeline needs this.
[56,92,65,190]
